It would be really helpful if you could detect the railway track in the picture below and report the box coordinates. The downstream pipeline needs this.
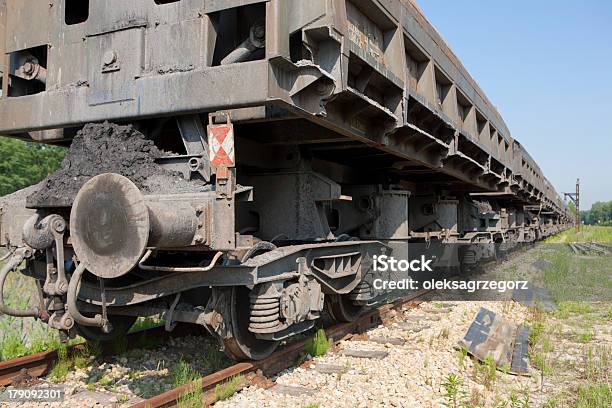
[0,289,430,407]
[568,241,610,255]
[131,290,431,408]
[0,323,196,388]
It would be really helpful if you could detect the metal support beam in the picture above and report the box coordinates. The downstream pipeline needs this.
[564,178,580,231]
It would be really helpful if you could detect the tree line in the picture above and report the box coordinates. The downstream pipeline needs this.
[0,136,66,196]
[581,201,612,226]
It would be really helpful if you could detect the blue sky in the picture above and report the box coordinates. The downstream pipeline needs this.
[418,1,612,209]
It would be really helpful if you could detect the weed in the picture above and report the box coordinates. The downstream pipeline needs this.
[583,346,611,383]
[0,333,28,361]
[572,384,611,407]
[130,317,160,332]
[542,337,554,353]
[457,346,469,370]
[576,331,595,343]
[531,351,552,376]
[467,388,484,407]
[555,301,593,319]
[171,358,203,408]
[304,404,320,408]
[214,375,242,402]
[442,373,465,408]
[48,358,71,380]
[528,319,545,347]
[305,328,332,357]
[543,397,559,407]
[99,375,112,387]
[473,356,497,389]
[172,358,199,387]
[201,344,228,372]
[440,327,450,339]
[507,388,531,408]
[74,354,89,369]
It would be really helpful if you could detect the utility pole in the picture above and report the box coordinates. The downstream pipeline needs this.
[564,178,580,231]
[575,178,580,231]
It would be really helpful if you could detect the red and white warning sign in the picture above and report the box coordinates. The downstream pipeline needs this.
[207,113,235,168]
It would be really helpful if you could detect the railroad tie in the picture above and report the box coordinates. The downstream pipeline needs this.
[270,384,318,397]
[366,336,406,346]
[340,349,389,360]
[402,314,441,322]
[394,321,431,332]
[421,307,453,314]
[311,363,349,374]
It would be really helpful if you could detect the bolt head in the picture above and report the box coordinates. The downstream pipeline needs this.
[103,50,117,65]
[23,62,34,74]
[52,218,66,232]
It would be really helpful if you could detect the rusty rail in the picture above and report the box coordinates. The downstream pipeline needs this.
[0,323,199,387]
[132,290,429,408]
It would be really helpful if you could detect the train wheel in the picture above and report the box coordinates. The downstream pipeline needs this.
[326,294,364,322]
[223,286,279,360]
[75,315,137,342]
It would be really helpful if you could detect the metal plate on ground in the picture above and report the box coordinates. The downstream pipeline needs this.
[340,349,389,359]
[459,307,530,375]
[512,285,556,312]
[511,324,530,374]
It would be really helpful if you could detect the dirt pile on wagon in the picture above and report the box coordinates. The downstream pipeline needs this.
[27,122,205,207]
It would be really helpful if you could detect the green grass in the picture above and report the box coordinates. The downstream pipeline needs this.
[473,355,497,390]
[457,345,469,370]
[305,328,332,357]
[572,384,612,407]
[48,341,100,381]
[172,358,203,408]
[442,373,465,408]
[530,351,552,375]
[98,375,112,387]
[576,331,595,343]
[129,316,161,332]
[214,375,242,402]
[537,244,611,303]
[554,301,593,319]
[544,225,612,243]
[0,264,63,361]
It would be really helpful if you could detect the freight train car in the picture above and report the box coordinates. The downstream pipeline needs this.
[0,0,572,360]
